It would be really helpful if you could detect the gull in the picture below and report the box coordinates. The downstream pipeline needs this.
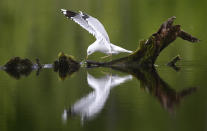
[62,73,132,122]
[60,9,133,59]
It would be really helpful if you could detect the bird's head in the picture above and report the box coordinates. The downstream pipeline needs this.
[86,45,95,58]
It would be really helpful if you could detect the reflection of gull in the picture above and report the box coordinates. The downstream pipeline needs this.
[62,73,132,122]
[60,9,132,58]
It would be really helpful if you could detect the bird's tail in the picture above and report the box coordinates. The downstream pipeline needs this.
[110,43,133,54]
[124,49,133,53]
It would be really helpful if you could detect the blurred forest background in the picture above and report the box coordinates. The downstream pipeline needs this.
[0,0,206,62]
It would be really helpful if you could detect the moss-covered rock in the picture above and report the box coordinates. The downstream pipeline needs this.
[53,52,80,80]
[4,57,33,79]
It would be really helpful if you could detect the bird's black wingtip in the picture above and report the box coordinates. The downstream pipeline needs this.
[60,9,77,18]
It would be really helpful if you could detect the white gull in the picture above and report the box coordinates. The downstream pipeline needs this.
[60,9,133,58]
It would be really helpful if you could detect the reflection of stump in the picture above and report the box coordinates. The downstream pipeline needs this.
[110,66,197,113]
[87,16,199,68]
[138,68,197,113]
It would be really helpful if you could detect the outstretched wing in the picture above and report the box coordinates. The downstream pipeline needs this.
[61,9,110,41]
[61,9,96,37]
[82,12,110,41]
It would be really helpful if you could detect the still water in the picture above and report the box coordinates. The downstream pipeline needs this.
[0,0,207,130]
[0,61,206,131]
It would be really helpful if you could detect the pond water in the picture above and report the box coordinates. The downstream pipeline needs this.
[0,0,207,131]
[0,61,206,131]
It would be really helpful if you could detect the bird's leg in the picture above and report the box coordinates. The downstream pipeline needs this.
[86,55,88,60]
[101,55,111,59]
[101,52,113,59]
[110,53,112,61]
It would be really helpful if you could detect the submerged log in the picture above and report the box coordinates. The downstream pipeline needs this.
[86,16,199,68]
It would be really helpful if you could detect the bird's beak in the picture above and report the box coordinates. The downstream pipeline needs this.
[86,55,88,60]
